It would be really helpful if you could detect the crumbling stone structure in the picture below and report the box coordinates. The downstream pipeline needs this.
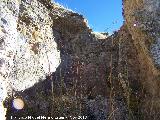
[0,0,160,120]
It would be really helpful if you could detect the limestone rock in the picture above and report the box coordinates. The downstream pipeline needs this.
[0,0,160,120]
[0,0,60,119]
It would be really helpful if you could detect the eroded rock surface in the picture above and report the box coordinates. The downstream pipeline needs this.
[0,0,60,119]
[123,0,160,119]
[0,0,160,120]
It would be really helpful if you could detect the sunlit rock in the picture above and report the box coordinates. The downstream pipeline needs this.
[0,0,60,119]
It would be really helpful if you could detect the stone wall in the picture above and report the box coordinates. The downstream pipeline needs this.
[123,0,160,119]
[0,0,160,120]
[0,0,60,119]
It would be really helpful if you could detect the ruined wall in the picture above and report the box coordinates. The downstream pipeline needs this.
[0,0,60,119]
[0,0,160,120]
[123,0,160,118]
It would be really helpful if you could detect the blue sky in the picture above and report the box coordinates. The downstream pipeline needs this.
[53,0,124,33]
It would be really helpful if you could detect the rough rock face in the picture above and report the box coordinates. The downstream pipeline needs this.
[0,0,60,119]
[123,0,160,119]
[0,0,160,120]
[123,0,160,69]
